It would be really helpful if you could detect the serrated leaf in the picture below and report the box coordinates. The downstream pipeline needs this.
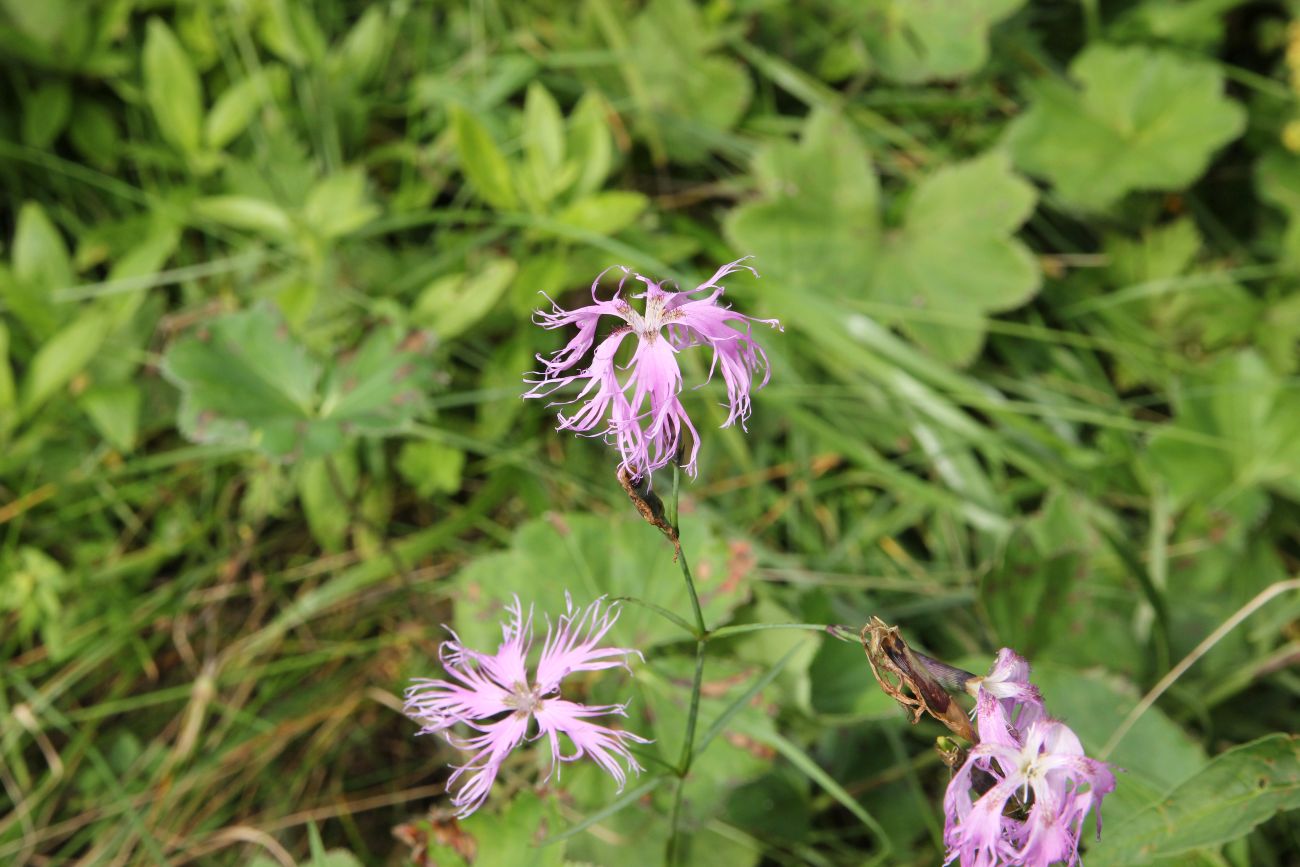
[451,511,754,652]
[873,151,1039,364]
[162,305,319,457]
[725,111,1038,364]
[1007,44,1245,210]
[452,106,517,210]
[143,18,203,155]
[855,0,1025,83]
[317,326,434,437]
[1088,734,1300,865]
[1147,350,1300,505]
[162,306,435,459]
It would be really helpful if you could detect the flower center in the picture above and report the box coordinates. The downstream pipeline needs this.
[505,682,544,716]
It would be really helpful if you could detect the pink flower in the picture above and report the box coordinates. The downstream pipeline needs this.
[944,719,1116,867]
[525,257,781,479]
[405,595,650,818]
[944,649,1116,867]
[969,648,1046,750]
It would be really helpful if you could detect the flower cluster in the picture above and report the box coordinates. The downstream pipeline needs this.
[404,595,649,818]
[524,258,781,479]
[943,650,1116,867]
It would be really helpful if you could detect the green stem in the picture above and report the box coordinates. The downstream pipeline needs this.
[667,465,708,865]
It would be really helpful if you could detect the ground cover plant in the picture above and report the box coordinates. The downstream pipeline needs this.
[3,0,1300,864]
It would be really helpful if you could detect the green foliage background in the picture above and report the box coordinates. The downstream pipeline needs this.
[3,0,1300,864]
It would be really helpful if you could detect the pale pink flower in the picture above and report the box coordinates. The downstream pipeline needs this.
[943,649,1115,867]
[525,257,781,479]
[968,648,1046,750]
[405,595,649,818]
[944,719,1116,867]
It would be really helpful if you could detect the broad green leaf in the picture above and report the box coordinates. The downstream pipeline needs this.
[316,326,434,439]
[1147,350,1300,505]
[555,191,648,235]
[1256,149,1300,265]
[854,0,1026,83]
[1088,734,1300,865]
[450,511,754,652]
[452,106,517,210]
[1032,663,1207,791]
[162,306,435,459]
[724,110,879,312]
[726,111,1038,364]
[302,168,379,239]
[458,792,566,867]
[143,18,203,156]
[1007,44,1245,210]
[413,258,518,339]
[872,150,1039,364]
[596,0,752,164]
[162,305,319,457]
[19,310,113,418]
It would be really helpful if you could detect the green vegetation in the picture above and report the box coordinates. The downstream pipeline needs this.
[3,0,1300,864]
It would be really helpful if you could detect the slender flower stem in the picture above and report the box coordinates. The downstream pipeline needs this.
[667,465,709,865]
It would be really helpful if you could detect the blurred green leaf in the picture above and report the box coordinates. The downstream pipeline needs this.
[1033,663,1206,791]
[1147,350,1300,505]
[1008,44,1245,210]
[1088,734,1300,865]
[396,440,464,497]
[555,191,648,236]
[727,111,1038,364]
[192,196,294,239]
[302,168,380,239]
[413,258,518,340]
[5,202,70,339]
[19,310,112,419]
[855,0,1026,83]
[163,305,435,459]
[143,18,204,156]
[22,80,71,148]
[451,510,754,652]
[452,106,517,210]
[78,383,141,452]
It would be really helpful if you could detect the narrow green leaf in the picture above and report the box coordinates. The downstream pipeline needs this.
[452,106,517,210]
[19,311,112,418]
[143,18,203,155]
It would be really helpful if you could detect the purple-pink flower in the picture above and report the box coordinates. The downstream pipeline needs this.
[405,595,650,818]
[944,650,1116,867]
[525,257,781,479]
